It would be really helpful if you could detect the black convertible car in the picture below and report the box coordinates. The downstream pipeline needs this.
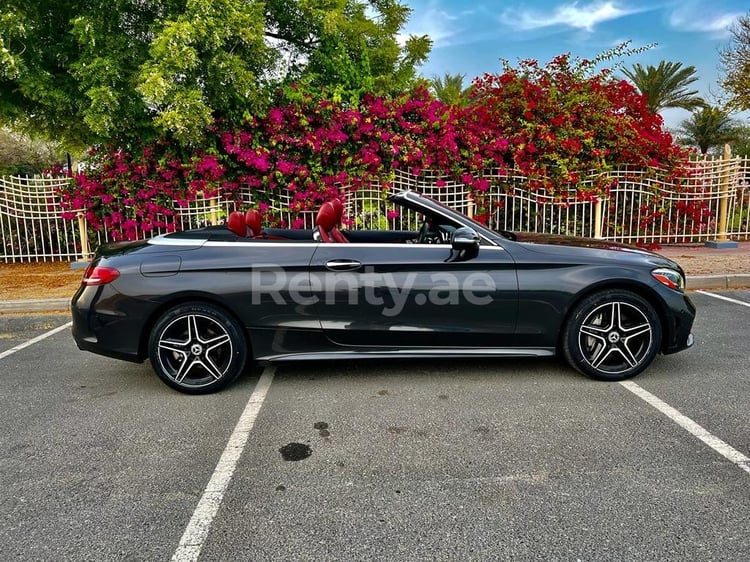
[71,191,695,393]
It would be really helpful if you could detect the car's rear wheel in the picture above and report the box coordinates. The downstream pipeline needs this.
[148,303,248,394]
[562,290,661,381]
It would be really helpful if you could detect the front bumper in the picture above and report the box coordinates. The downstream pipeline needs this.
[660,292,696,355]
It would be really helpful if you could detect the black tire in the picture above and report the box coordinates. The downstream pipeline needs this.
[148,302,248,394]
[562,290,661,381]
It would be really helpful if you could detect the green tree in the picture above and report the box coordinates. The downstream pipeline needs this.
[622,61,705,113]
[0,1,165,150]
[0,1,430,147]
[729,124,750,157]
[429,73,471,106]
[137,0,272,143]
[719,12,750,111]
[0,128,63,175]
[676,107,739,154]
[266,0,431,100]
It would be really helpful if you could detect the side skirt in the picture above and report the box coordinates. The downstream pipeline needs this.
[257,347,557,362]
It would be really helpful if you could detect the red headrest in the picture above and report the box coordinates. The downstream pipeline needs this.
[316,202,338,232]
[329,199,343,223]
[227,211,246,237]
[245,210,262,236]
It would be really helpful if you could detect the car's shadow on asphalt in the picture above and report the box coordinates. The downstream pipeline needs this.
[267,356,584,384]
[78,356,266,397]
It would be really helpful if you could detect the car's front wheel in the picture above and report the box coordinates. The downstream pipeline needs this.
[148,302,248,394]
[562,290,662,381]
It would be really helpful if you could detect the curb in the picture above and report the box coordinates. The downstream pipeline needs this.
[0,274,748,314]
[685,274,750,290]
[0,299,71,313]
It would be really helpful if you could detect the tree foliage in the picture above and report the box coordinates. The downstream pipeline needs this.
[0,0,430,148]
[729,124,750,157]
[0,128,63,175]
[622,61,705,114]
[720,12,750,111]
[429,73,471,106]
[137,0,272,143]
[676,107,739,154]
[266,0,431,100]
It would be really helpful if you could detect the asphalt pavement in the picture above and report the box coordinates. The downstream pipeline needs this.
[0,290,748,560]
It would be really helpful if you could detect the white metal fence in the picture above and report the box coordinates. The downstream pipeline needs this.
[2,155,749,262]
[0,175,83,262]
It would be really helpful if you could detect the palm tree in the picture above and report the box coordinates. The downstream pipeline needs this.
[622,61,705,114]
[430,73,471,106]
[676,107,739,154]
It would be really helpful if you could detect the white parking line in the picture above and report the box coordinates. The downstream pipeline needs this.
[696,290,750,308]
[0,321,72,361]
[172,366,276,562]
[620,380,750,476]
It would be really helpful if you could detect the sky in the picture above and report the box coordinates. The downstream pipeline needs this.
[400,0,748,129]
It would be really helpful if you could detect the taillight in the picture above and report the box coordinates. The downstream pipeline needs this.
[651,268,685,292]
[82,264,120,286]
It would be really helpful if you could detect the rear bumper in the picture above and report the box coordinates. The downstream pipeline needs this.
[71,285,148,363]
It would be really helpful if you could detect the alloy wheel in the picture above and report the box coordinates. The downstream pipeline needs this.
[577,301,653,375]
[156,313,234,388]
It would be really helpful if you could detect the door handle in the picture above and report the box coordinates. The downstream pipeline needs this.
[325,259,362,271]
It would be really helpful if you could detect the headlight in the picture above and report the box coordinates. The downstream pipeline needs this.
[651,268,685,292]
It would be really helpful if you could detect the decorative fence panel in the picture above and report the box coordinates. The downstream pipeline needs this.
[89,193,226,250]
[1,155,749,262]
[317,156,750,245]
[0,175,83,262]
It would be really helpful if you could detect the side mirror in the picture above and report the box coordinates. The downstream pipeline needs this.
[451,227,480,259]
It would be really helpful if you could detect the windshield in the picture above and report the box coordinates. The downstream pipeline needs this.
[391,192,506,244]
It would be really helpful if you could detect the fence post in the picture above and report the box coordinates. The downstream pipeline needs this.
[718,144,732,241]
[77,212,91,260]
[706,144,738,248]
[594,197,603,239]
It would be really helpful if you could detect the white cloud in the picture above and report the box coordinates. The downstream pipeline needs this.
[501,1,645,32]
[668,10,742,38]
[398,2,461,48]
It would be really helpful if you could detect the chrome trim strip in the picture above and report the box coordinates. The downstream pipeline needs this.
[202,241,316,247]
[197,241,506,250]
[258,347,555,362]
[148,236,207,246]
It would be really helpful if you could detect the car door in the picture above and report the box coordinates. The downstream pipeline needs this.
[309,242,518,348]
[197,240,320,331]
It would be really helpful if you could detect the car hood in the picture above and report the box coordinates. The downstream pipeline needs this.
[509,232,684,271]
[512,232,654,253]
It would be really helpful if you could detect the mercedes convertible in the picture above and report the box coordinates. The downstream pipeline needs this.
[71,191,695,393]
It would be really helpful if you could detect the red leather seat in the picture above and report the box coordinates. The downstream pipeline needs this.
[328,199,349,243]
[227,211,247,237]
[245,210,262,237]
[315,202,338,243]
[329,199,343,219]
[315,200,349,243]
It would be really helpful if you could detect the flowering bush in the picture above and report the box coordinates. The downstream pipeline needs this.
[62,143,233,240]
[466,55,689,189]
[60,53,702,243]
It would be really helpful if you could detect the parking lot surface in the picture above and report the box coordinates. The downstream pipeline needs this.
[1,291,748,561]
